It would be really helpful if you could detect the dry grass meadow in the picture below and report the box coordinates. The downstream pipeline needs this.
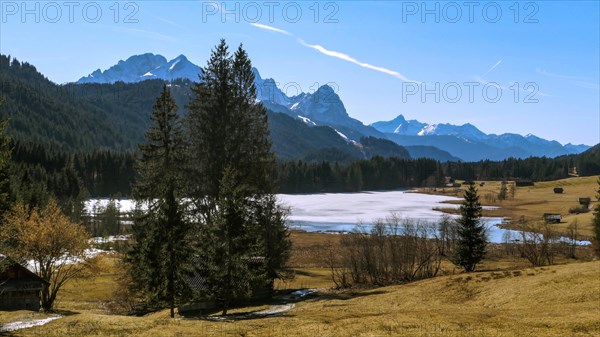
[420,176,600,238]
[1,176,599,336]
[2,256,598,337]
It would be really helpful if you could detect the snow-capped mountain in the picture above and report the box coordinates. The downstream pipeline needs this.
[417,123,487,140]
[75,53,591,161]
[370,115,426,135]
[142,55,202,82]
[77,54,201,84]
[291,85,348,123]
[372,115,486,140]
[77,53,168,84]
[251,67,384,140]
[371,114,591,159]
[252,68,291,106]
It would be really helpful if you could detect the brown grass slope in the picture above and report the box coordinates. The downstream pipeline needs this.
[421,176,600,237]
[4,260,599,337]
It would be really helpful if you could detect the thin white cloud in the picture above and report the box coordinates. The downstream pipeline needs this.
[483,59,502,77]
[536,69,598,91]
[572,81,600,90]
[298,39,414,82]
[473,76,551,97]
[250,23,292,36]
[536,68,589,80]
[155,16,186,29]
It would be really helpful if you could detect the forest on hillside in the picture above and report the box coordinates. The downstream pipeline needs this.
[6,138,600,201]
[1,54,599,202]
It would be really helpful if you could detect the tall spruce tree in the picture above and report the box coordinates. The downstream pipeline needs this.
[452,183,487,272]
[187,40,290,314]
[196,168,256,315]
[127,85,193,318]
[593,177,600,256]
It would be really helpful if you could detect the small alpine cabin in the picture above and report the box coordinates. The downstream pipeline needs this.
[0,257,48,311]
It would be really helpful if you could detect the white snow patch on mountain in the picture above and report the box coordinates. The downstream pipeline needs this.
[335,129,349,140]
[298,115,316,126]
[169,59,180,70]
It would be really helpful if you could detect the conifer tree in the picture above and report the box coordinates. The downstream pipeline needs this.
[196,168,256,315]
[187,40,290,314]
[498,182,508,201]
[452,183,487,272]
[128,85,193,318]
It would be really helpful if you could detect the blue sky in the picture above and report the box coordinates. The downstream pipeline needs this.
[1,1,599,145]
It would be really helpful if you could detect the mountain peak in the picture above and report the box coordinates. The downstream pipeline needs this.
[370,114,425,135]
[391,114,407,123]
[251,67,261,80]
[77,53,200,84]
[174,54,188,60]
[317,84,335,93]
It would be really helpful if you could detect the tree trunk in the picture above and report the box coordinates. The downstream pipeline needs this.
[41,285,56,312]
[221,300,229,316]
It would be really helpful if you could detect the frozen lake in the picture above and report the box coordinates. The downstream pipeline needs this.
[87,191,516,243]
[276,191,514,243]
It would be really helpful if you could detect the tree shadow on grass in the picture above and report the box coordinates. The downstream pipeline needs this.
[47,309,78,316]
[293,269,323,277]
[307,289,388,302]
[180,287,388,321]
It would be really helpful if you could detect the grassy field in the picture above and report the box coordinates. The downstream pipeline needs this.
[1,255,598,337]
[419,176,600,238]
[1,176,599,336]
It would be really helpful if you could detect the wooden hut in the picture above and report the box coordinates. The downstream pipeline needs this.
[543,213,561,224]
[0,257,48,311]
[579,197,591,208]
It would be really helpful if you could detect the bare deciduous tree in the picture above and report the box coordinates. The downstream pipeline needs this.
[328,214,443,288]
[0,199,95,311]
[518,222,557,267]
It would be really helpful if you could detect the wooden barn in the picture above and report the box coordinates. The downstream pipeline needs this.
[579,197,591,208]
[543,213,562,224]
[515,180,535,187]
[0,257,48,311]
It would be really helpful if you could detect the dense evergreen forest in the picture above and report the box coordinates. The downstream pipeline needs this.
[9,141,134,204]
[6,139,599,200]
[1,54,599,200]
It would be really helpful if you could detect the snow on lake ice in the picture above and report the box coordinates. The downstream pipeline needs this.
[276,191,516,243]
[86,191,521,243]
[277,191,462,224]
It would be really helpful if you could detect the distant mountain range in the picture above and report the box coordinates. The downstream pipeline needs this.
[370,115,591,162]
[61,53,593,161]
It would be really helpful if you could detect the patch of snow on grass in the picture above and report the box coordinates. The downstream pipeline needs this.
[90,235,130,244]
[0,316,62,332]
